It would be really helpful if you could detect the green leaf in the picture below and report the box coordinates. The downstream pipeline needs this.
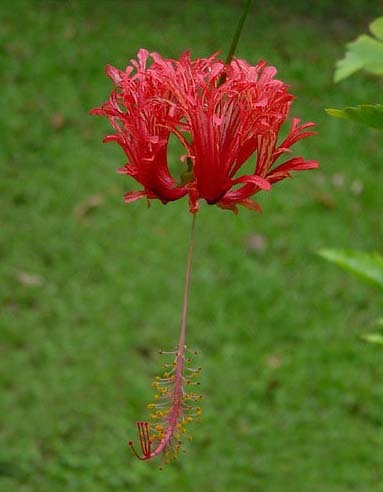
[325,104,383,130]
[361,333,383,345]
[318,249,383,290]
[370,17,383,40]
[334,20,383,82]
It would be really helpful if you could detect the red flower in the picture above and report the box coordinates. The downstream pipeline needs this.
[91,50,318,213]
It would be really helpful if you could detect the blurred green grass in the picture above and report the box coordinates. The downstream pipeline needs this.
[0,1,382,491]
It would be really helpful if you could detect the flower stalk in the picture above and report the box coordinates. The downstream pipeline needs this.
[225,0,252,65]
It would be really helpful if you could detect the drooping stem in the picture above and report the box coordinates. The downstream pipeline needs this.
[225,0,252,65]
[217,0,252,88]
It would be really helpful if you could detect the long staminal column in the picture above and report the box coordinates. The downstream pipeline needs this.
[129,215,199,463]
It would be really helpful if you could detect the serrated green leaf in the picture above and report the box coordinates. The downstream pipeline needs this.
[334,50,364,81]
[318,249,383,290]
[361,333,383,345]
[325,104,383,130]
[335,33,383,82]
[370,17,383,40]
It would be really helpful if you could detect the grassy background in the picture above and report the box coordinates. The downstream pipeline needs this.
[1,1,382,490]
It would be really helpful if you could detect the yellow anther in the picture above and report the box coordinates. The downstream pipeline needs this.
[147,403,156,409]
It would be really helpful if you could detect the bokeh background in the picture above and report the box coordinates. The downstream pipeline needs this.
[1,1,382,491]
